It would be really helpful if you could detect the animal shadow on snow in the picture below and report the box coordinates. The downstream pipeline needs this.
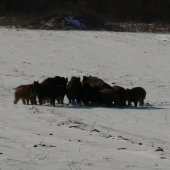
[38,102,164,110]
[40,102,93,109]
[125,103,165,110]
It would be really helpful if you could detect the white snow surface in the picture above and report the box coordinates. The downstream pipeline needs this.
[0,28,170,170]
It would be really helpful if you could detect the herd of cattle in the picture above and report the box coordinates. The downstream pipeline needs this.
[13,76,146,108]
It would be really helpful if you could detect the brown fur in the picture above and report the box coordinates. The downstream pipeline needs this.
[66,77,82,104]
[41,76,68,86]
[126,87,146,107]
[81,82,99,106]
[82,76,113,90]
[29,81,42,104]
[41,76,67,104]
[98,88,122,107]
[81,76,113,105]
[81,76,113,106]
[113,85,128,107]
[38,83,65,106]
[13,82,40,105]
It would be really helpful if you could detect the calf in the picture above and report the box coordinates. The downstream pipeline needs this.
[126,87,146,107]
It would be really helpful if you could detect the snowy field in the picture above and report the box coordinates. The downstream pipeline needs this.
[0,28,170,170]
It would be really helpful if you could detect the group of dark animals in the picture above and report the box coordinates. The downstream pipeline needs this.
[13,76,146,108]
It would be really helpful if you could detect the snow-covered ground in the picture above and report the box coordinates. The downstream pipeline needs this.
[0,28,170,170]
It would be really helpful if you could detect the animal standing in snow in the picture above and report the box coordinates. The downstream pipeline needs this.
[38,83,65,106]
[81,76,112,106]
[82,76,113,90]
[97,88,122,107]
[126,87,146,107]
[81,76,121,107]
[113,85,129,107]
[81,82,99,106]
[66,76,82,104]
[13,81,40,105]
[41,76,68,104]
[41,76,68,86]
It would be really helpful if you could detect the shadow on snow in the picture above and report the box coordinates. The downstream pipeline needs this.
[38,102,165,110]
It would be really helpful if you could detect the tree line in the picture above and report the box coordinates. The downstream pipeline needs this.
[0,0,170,23]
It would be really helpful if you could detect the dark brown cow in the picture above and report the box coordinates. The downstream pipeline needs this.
[126,87,146,107]
[66,76,82,104]
[81,82,99,106]
[82,76,113,90]
[81,76,113,106]
[98,88,122,107]
[41,76,68,86]
[38,83,65,106]
[41,76,68,104]
[113,85,128,107]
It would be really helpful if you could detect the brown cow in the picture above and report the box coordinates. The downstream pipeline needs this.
[97,88,122,107]
[113,85,128,107]
[82,76,113,90]
[66,76,82,104]
[41,76,68,86]
[81,76,113,106]
[81,82,99,106]
[13,81,40,105]
[38,83,65,106]
[41,76,68,104]
[126,87,146,107]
